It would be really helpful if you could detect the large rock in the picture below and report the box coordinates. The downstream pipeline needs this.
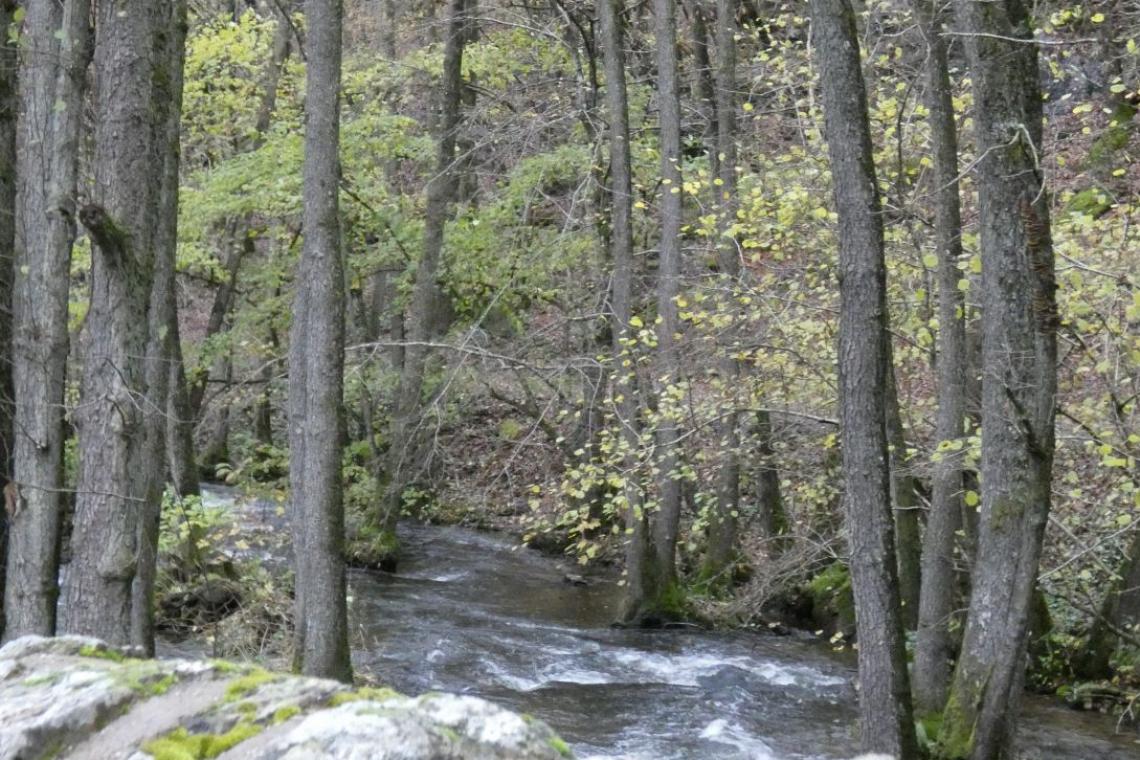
[0,636,572,760]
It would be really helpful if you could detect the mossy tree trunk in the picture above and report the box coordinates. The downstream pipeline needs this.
[937,2,1058,757]
[811,0,918,756]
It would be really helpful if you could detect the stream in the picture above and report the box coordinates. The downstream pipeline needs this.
[162,486,1140,759]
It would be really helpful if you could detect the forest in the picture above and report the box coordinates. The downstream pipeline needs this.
[0,0,1138,759]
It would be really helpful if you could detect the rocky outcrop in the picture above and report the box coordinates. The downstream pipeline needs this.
[0,636,572,760]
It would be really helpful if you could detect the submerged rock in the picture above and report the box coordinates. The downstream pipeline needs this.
[0,636,572,760]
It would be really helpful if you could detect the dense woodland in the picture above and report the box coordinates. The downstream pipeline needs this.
[0,0,1138,758]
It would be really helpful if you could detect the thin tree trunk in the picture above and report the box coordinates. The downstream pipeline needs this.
[382,0,471,546]
[912,0,968,715]
[700,0,748,587]
[684,0,717,172]
[288,0,351,681]
[167,314,201,500]
[64,1,164,644]
[646,0,685,614]
[0,0,17,637]
[599,0,650,626]
[938,1,1058,757]
[885,352,922,629]
[811,1,917,756]
[187,236,247,422]
[132,0,189,655]
[5,0,91,640]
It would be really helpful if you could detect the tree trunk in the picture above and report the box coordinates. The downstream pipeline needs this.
[647,0,685,613]
[885,351,922,629]
[0,0,17,637]
[700,0,749,588]
[132,0,189,655]
[288,0,351,682]
[912,0,968,716]
[1077,527,1140,679]
[599,0,650,627]
[187,236,247,422]
[811,1,917,756]
[937,2,1057,758]
[382,0,471,547]
[4,0,90,640]
[167,314,201,500]
[63,1,164,644]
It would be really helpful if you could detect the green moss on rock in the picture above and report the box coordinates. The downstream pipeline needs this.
[143,722,261,760]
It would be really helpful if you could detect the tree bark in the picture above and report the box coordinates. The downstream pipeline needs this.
[382,0,471,547]
[912,0,968,716]
[885,351,922,629]
[700,0,750,587]
[5,0,91,640]
[167,314,201,500]
[938,2,1057,758]
[288,0,351,681]
[132,0,189,655]
[63,1,165,644]
[647,0,685,610]
[599,0,651,627]
[0,0,18,637]
[811,1,917,756]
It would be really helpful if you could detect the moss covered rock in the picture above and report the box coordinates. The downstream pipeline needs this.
[0,636,571,759]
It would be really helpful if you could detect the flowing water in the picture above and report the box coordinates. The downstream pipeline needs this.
[168,487,1140,759]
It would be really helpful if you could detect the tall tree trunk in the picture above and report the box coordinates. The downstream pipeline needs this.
[938,2,1057,758]
[811,1,917,756]
[288,0,351,682]
[132,0,189,655]
[912,0,968,715]
[4,0,90,640]
[63,1,164,644]
[0,0,18,638]
[700,0,748,587]
[382,0,470,548]
[599,0,649,627]
[646,0,685,614]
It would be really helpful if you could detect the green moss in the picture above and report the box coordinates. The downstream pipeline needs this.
[210,660,242,674]
[1066,188,1112,219]
[935,683,978,759]
[22,673,63,687]
[1088,99,1136,167]
[271,705,301,724]
[658,581,687,616]
[112,662,179,697]
[78,644,126,663]
[326,686,403,707]
[236,701,257,716]
[548,735,574,758]
[347,523,400,569]
[223,669,278,701]
[142,723,262,760]
[806,562,855,634]
[149,673,178,697]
